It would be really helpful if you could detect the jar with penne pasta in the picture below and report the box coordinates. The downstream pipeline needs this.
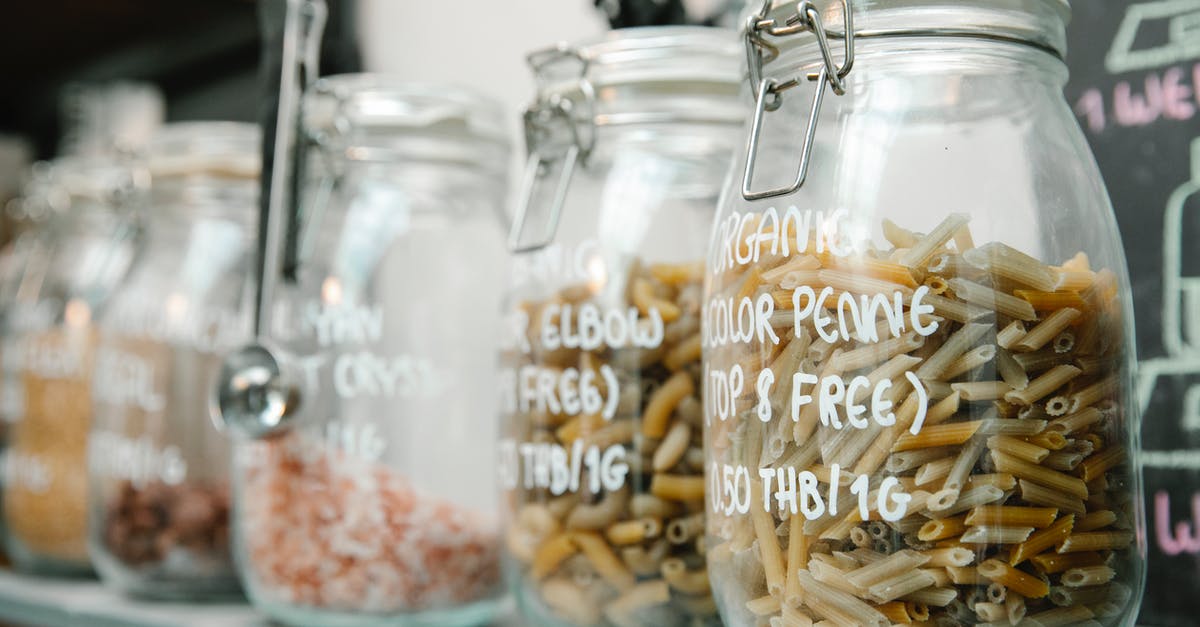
[224,77,511,626]
[500,27,745,627]
[704,2,1145,626]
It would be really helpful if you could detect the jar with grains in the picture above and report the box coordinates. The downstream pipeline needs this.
[703,2,1145,626]
[3,156,137,575]
[86,122,259,598]
[0,186,54,549]
[499,27,745,627]
[226,76,511,626]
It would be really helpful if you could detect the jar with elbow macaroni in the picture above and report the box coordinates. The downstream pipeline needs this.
[87,123,259,599]
[703,2,1145,626]
[2,156,137,575]
[500,27,745,626]
[226,76,511,626]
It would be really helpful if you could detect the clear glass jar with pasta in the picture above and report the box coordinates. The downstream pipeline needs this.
[223,76,511,626]
[87,122,259,599]
[500,27,745,627]
[703,2,1145,626]
[2,156,137,575]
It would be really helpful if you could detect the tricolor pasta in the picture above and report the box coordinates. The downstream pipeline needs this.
[705,214,1139,626]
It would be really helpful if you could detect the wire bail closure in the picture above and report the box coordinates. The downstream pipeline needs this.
[508,45,596,253]
[741,0,854,201]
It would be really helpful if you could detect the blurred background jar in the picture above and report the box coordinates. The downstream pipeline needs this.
[499,26,744,627]
[87,122,259,599]
[2,156,138,575]
[226,75,510,626]
[0,177,55,560]
[703,2,1144,626]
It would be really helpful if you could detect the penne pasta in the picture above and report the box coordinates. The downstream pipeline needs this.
[965,506,1058,529]
[751,483,786,596]
[977,559,1049,598]
[962,242,1059,292]
[987,435,1049,463]
[997,320,1028,350]
[947,277,1037,321]
[918,515,967,542]
[1018,480,1085,516]
[996,348,1030,391]
[920,547,975,568]
[992,451,1088,499]
[1075,510,1117,533]
[900,214,970,269]
[1079,445,1126,483]
[1061,565,1115,588]
[950,380,1014,401]
[915,456,956,486]
[1014,289,1087,312]
[794,569,890,627]
[946,566,987,585]
[883,218,922,249]
[1013,308,1082,352]
[1031,551,1103,575]
[1045,407,1102,436]
[893,420,984,452]
[745,594,782,616]
[1068,375,1118,413]
[1056,531,1134,553]
[965,473,1017,491]
[1022,605,1094,626]
[865,569,937,603]
[959,525,1035,545]
[944,344,997,380]
[1003,365,1081,405]
[915,323,990,380]
[919,292,992,324]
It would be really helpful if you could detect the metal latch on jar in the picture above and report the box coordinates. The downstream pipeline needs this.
[741,0,855,201]
[507,45,596,253]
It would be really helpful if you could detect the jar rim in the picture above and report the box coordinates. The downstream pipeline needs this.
[25,154,138,214]
[550,25,744,87]
[303,74,509,145]
[146,121,261,181]
[751,0,1070,62]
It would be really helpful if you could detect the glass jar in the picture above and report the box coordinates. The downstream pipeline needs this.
[227,75,511,626]
[703,1,1145,626]
[499,27,744,627]
[0,180,55,550]
[2,156,137,574]
[87,122,259,598]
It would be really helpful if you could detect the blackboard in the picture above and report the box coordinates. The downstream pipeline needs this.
[1064,2,1200,625]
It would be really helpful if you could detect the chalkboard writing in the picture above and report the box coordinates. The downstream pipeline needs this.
[1066,2,1200,625]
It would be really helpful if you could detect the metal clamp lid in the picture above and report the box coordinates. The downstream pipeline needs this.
[741,0,854,201]
[507,46,597,254]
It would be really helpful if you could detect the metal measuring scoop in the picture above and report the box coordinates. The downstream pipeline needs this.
[210,0,326,438]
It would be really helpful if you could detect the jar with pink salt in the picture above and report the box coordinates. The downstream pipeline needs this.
[219,74,511,626]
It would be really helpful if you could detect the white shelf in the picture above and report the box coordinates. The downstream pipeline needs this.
[0,571,521,627]
[0,571,263,627]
